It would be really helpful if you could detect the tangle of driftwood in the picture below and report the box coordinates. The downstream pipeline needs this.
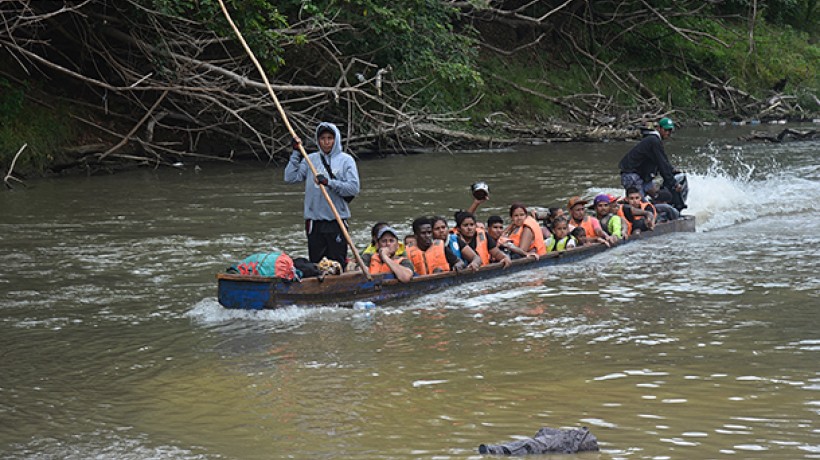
[0,0,813,179]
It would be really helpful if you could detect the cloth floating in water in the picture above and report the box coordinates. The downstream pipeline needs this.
[478,426,598,455]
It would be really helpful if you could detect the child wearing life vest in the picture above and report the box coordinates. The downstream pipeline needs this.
[570,227,587,246]
[486,215,514,259]
[538,207,565,240]
[545,216,577,252]
[607,195,631,237]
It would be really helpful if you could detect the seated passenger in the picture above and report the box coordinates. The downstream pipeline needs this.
[406,217,463,275]
[368,226,414,282]
[607,195,631,237]
[454,211,512,268]
[498,202,547,259]
[651,189,681,223]
[591,194,625,240]
[570,226,587,246]
[487,215,505,241]
[623,187,656,234]
[486,215,514,258]
[567,196,616,246]
[541,207,565,238]
[545,216,577,252]
[432,216,463,261]
[361,221,405,267]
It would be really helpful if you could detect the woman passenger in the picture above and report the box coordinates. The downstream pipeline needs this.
[497,202,547,259]
[431,216,461,260]
[454,211,512,268]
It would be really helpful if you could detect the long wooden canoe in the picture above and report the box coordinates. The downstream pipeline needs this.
[217,216,696,309]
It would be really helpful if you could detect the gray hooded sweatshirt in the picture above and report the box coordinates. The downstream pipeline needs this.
[284,122,360,220]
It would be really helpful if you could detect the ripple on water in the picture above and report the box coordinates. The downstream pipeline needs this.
[660,437,700,447]
[734,443,769,451]
[4,431,209,460]
[579,418,617,428]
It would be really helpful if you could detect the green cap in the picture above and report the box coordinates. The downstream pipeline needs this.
[659,117,675,131]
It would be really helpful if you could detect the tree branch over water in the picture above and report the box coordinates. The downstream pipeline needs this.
[0,0,816,175]
[0,0,447,168]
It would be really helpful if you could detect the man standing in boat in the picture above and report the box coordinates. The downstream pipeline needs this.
[284,122,360,268]
[618,117,683,200]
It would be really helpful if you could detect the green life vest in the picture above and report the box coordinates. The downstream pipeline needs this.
[546,235,575,252]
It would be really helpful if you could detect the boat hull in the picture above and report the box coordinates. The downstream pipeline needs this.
[217,216,696,309]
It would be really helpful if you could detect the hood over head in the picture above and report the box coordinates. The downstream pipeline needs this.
[315,122,343,157]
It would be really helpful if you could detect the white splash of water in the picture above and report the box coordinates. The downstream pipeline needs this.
[590,143,820,232]
[686,145,820,231]
[186,297,334,323]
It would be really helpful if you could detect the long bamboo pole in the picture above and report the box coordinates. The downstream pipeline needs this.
[217,0,371,280]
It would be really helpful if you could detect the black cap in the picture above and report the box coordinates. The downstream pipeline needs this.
[317,125,335,137]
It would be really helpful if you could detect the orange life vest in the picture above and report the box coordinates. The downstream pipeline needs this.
[406,240,450,275]
[631,201,656,221]
[453,227,491,264]
[470,227,492,264]
[615,205,633,235]
[506,216,547,256]
[369,253,408,275]
[574,216,598,239]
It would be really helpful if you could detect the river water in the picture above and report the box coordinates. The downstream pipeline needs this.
[1,124,818,459]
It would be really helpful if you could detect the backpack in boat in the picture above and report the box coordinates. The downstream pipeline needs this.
[228,251,299,280]
[293,257,322,278]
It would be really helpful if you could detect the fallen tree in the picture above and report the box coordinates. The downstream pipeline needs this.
[738,127,818,143]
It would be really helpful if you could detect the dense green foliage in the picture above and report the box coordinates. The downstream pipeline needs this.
[148,0,480,94]
[473,3,818,121]
[718,0,818,37]
[150,0,290,71]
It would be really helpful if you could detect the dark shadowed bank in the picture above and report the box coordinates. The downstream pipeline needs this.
[1,0,818,182]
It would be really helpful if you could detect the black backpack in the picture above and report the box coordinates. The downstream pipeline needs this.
[292,257,321,278]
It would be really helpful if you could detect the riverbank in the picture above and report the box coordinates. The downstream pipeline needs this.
[2,2,818,184]
[2,111,819,188]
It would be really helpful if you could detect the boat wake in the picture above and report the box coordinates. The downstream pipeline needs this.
[685,147,820,231]
[186,297,337,323]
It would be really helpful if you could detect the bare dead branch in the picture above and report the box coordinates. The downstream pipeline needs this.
[4,143,27,188]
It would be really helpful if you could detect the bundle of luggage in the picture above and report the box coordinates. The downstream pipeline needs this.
[226,250,343,281]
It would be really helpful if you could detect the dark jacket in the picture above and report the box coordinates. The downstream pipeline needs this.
[618,131,677,187]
